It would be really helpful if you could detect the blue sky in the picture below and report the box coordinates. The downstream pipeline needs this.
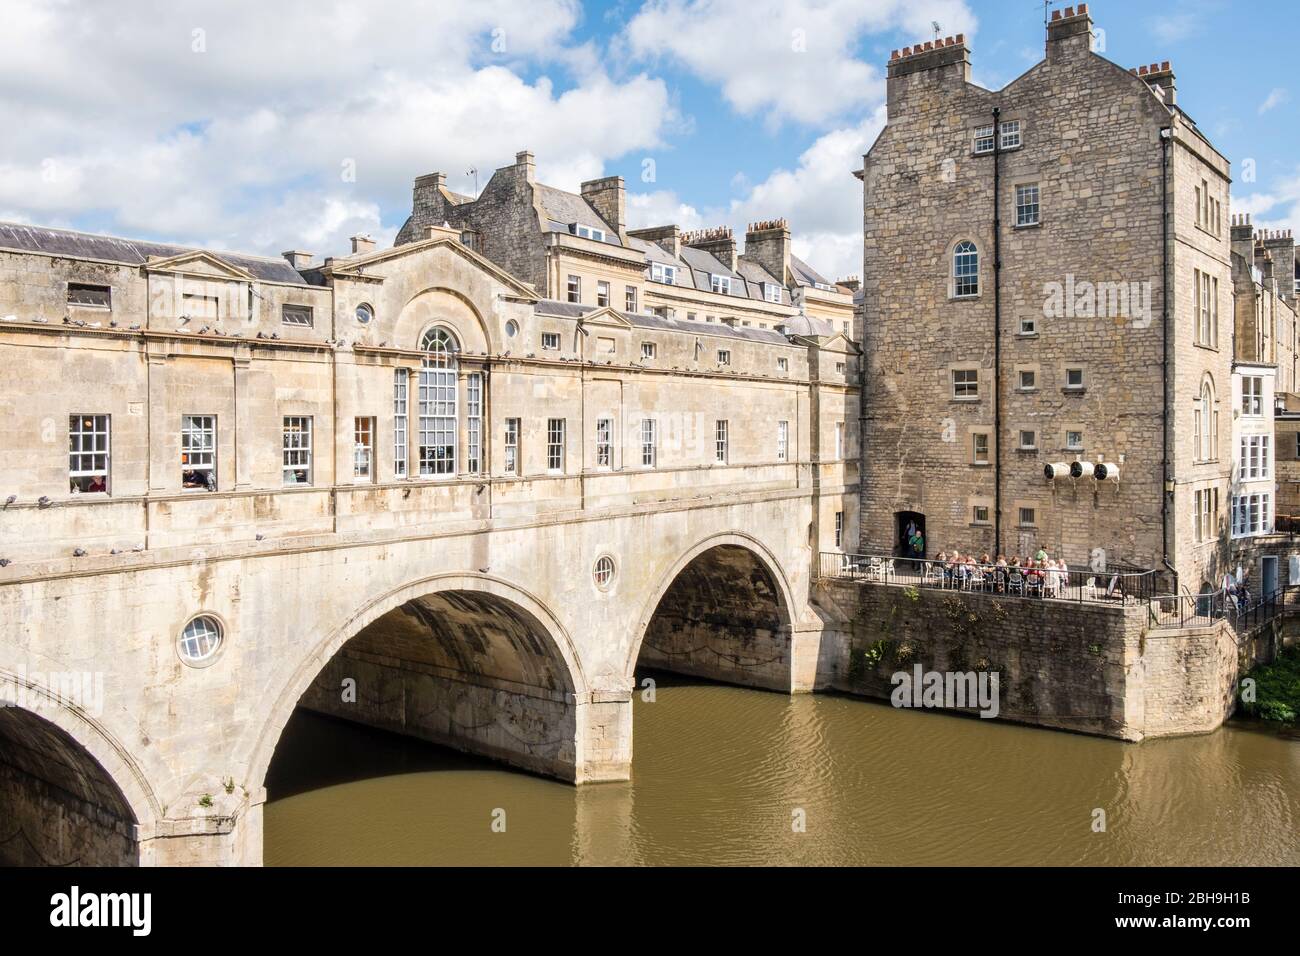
[0,0,1294,280]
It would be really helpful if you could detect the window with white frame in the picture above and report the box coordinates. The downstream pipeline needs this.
[1242,376,1263,416]
[541,331,560,351]
[393,369,408,478]
[1065,367,1085,390]
[1018,369,1036,390]
[504,418,520,476]
[952,368,979,398]
[710,274,733,295]
[418,326,458,476]
[953,241,979,297]
[641,341,656,360]
[777,356,789,372]
[68,414,109,493]
[973,505,991,525]
[1232,491,1272,537]
[1019,430,1037,450]
[596,417,613,467]
[353,417,374,479]
[282,416,312,485]
[1239,435,1271,480]
[717,349,731,366]
[546,418,565,473]
[972,432,989,464]
[281,304,313,327]
[715,420,729,463]
[574,224,605,242]
[777,420,789,461]
[1018,506,1037,527]
[1195,270,1218,347]
[973,125,995,154]
[764,283,782,303]
[181,415,217,490]
[597,281,610,307]
[834,511,844,549]
[650,262,677,285]
[999,120,1022,149]
[1066,429,1084,451]
[1015,183,1040,226]
[1195,487,1219,542]
[641,419,657,467]
[466,373,482,474]
[567,275,581,304]
[178,616,222,665]
[1020,316,1037,335]
[1194,377,1218,462]
[625,286,637,312]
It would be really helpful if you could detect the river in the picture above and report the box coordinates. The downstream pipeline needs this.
[264,674,1300,866]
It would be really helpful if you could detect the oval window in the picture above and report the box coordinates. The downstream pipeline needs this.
[593,555,616,589]
[505,320,519,339]
[355,303,374,325]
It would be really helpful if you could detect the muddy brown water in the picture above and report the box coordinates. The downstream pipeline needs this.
[264,676,1300,866]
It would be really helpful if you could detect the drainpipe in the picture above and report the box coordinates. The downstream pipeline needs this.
[992,107,1004,556]
[1160,126,1178,594]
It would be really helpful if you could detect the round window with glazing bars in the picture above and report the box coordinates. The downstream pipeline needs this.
[178,615,223,666]
[593,555,616,589]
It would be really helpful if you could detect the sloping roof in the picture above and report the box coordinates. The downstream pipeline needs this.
[779,314,836,337]
[533,299,793,345]
[534,184,623,245]
[0,221,309,285]
[789,253,830,288]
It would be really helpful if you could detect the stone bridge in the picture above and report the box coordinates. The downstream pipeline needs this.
[0,221,859,866]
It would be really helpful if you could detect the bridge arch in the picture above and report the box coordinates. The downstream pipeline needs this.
[0,673,158,866]
[249,572,591,801]
[626,532,797,691]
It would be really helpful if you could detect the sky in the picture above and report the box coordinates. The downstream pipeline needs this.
[0,0,1296,282]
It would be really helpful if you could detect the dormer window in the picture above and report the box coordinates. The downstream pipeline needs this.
[764,283,782,303]
[650,262,677,285]
[573,223,606,242]
[710,274,734,295]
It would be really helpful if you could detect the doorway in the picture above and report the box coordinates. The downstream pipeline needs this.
[895,511,926,559]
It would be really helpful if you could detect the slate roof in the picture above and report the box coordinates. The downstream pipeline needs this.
[790,254,831,289]
[533,299,794,345]
[0,221,309,285]
[534,184,622,246]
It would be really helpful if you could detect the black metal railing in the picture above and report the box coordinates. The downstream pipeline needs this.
[818,552,1157,604]
[1146,585,1296,630]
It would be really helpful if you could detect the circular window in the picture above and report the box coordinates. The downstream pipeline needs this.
[355,303,374,325]
[178,615,223,666]
[593,555,616,589]
[505,320,518,339]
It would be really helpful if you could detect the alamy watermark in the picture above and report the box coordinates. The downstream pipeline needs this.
[0,666,104,718]
[891,665,1000,719]
[1043,274,1153,329]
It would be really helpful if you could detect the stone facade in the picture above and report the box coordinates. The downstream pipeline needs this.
[0,217,858,865]
[857,6,1233,594]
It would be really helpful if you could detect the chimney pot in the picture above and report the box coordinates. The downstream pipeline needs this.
[1064,6,1074,17]
[1052,9,1061,19]
[1079,2,1088,12]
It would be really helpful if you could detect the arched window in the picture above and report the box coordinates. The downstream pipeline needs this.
[953,241,979,297]
[418,326,459,475]
[1195,376,1217,462]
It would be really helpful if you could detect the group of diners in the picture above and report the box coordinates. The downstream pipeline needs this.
[930,548,1073,598]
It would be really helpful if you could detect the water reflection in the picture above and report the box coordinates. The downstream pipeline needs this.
[264,674,1300,866]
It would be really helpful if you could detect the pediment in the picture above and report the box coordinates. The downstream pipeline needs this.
[143,250,255,281]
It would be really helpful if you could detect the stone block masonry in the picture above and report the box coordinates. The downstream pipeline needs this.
[813,580,1241,740]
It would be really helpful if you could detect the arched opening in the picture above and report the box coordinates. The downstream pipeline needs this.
[634,543,793,692]
[263,583,585,800]
[0,706,139,866]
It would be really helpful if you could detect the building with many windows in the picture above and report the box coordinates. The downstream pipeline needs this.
[856,4,1235,593]
[393,151,858,342]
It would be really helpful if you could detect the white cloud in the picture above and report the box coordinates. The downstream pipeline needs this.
[0,0,676,257]
[1235,168,1300,243]
[627,190,706,230]
[622,0,976,127]
[1258,88,1289,116]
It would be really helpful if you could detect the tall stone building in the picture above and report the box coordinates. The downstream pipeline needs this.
[857,4,1235,592]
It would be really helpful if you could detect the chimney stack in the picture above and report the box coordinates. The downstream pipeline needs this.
[1259,228,1296,302]
[580,176,626,242]
[514,150,536,184]
[627,224,682,259]
[1133,61,1176,105]
[350,234,376,256]
[682,226,737,272]
[281,250,314,270]
[743,219,791,285]
[1047,4,1093,61]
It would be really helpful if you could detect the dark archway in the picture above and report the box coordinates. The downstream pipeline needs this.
[263,584,583,796]
[895,511,926,559]
[636,544,793,691]
[0,706,139,866]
